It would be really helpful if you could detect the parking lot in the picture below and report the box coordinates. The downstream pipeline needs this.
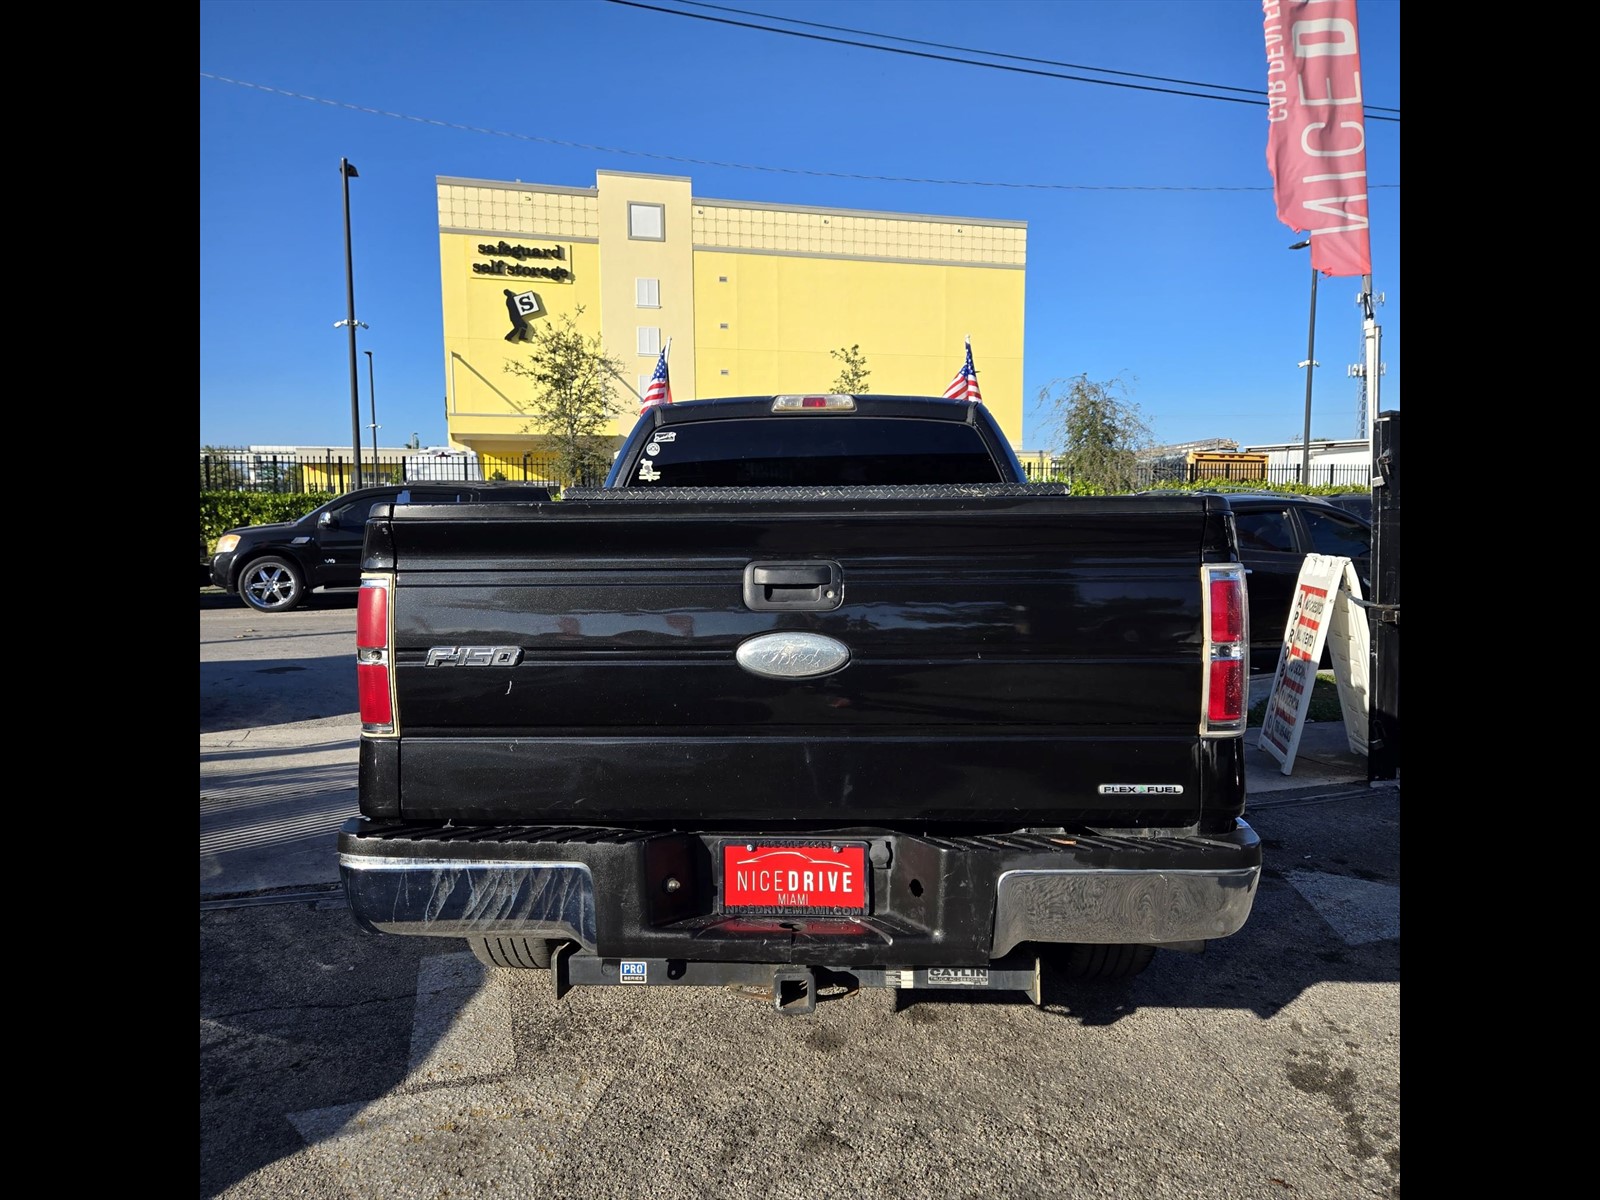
[200,590,1399,1200]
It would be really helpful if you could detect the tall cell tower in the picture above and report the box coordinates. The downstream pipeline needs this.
[1346,286,1386,439]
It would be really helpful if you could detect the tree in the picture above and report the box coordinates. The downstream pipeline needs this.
[828,344,870,393]
[1033,373,1153,494]
[503,307,627,490]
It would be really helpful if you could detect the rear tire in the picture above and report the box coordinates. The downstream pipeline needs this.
[1042,943,1156,981]
[469,936,553,970]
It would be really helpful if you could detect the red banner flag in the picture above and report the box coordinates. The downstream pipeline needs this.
[1263,0,1371,277]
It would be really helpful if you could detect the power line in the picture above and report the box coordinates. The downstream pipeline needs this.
[199,73,1399,193]
[605,0,1400,123]
[671,0,1401,116]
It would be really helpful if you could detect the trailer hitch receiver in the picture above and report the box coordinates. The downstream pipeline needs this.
[772,967,816,1015]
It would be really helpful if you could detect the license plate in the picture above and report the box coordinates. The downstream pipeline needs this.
[721,842,868,914]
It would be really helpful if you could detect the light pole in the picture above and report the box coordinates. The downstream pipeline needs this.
[333,316,369,488]
[364,349,380,483]
[340,157,363,491]
[1289,238,1319,483]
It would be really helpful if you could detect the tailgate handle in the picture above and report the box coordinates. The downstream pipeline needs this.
[744,561,843,611]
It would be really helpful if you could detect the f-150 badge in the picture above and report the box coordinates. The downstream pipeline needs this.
[425,646,523,667]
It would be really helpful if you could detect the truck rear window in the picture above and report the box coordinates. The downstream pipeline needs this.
[627,417,1004,486]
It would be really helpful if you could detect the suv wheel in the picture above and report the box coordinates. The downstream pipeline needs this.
[240,556,306,613]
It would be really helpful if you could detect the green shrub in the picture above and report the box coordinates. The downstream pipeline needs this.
[200,492,334,553]
[1248,673,1344,727]
[1141,480,1369,498]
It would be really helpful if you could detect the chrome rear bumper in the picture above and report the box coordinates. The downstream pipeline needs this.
[338,819,1260,962]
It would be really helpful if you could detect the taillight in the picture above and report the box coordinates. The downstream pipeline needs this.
[1209,574,1244,643]
[357,573,395,735]
[1201,565,1247,736]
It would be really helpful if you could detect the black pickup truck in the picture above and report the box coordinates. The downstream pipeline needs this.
[338,395,1259,1013]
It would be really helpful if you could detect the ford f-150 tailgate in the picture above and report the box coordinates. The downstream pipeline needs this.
[360,486,1245,829]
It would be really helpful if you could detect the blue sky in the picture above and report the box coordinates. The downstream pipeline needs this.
[199,0,1399,454]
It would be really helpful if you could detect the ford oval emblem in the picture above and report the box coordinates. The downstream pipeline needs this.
[735,632,851,679]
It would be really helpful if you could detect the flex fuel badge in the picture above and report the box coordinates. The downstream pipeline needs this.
[1097,784,1185,795]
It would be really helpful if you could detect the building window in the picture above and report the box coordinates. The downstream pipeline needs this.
[637,327,661,356]
[638,374,652,397]
[719,322,729,330]
[720,369,729,376]
[718,275,728,282]
[636,278,660,308]
[629,202,664,241]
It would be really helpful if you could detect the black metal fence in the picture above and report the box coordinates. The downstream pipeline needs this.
[198,449,605,494]
[1018,459,1373,489]
[200,448,1372,494]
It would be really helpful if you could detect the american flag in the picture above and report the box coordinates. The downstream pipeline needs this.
[943,337,983,403]
[640,342,673,413]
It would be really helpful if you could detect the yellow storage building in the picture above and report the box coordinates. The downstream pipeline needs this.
[438,170,1027,471]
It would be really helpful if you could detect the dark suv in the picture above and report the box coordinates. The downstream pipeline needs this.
[209,482,553,612]
[1219,493,1373,672]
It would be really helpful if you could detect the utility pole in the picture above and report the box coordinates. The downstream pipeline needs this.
[1289,240,1318,482]
[1359,275,1383,449]
[364,349,380,483]
[1346,280,1385,446]
[340,157,363,491]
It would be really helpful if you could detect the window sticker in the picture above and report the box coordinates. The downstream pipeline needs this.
[638,461,661,482]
